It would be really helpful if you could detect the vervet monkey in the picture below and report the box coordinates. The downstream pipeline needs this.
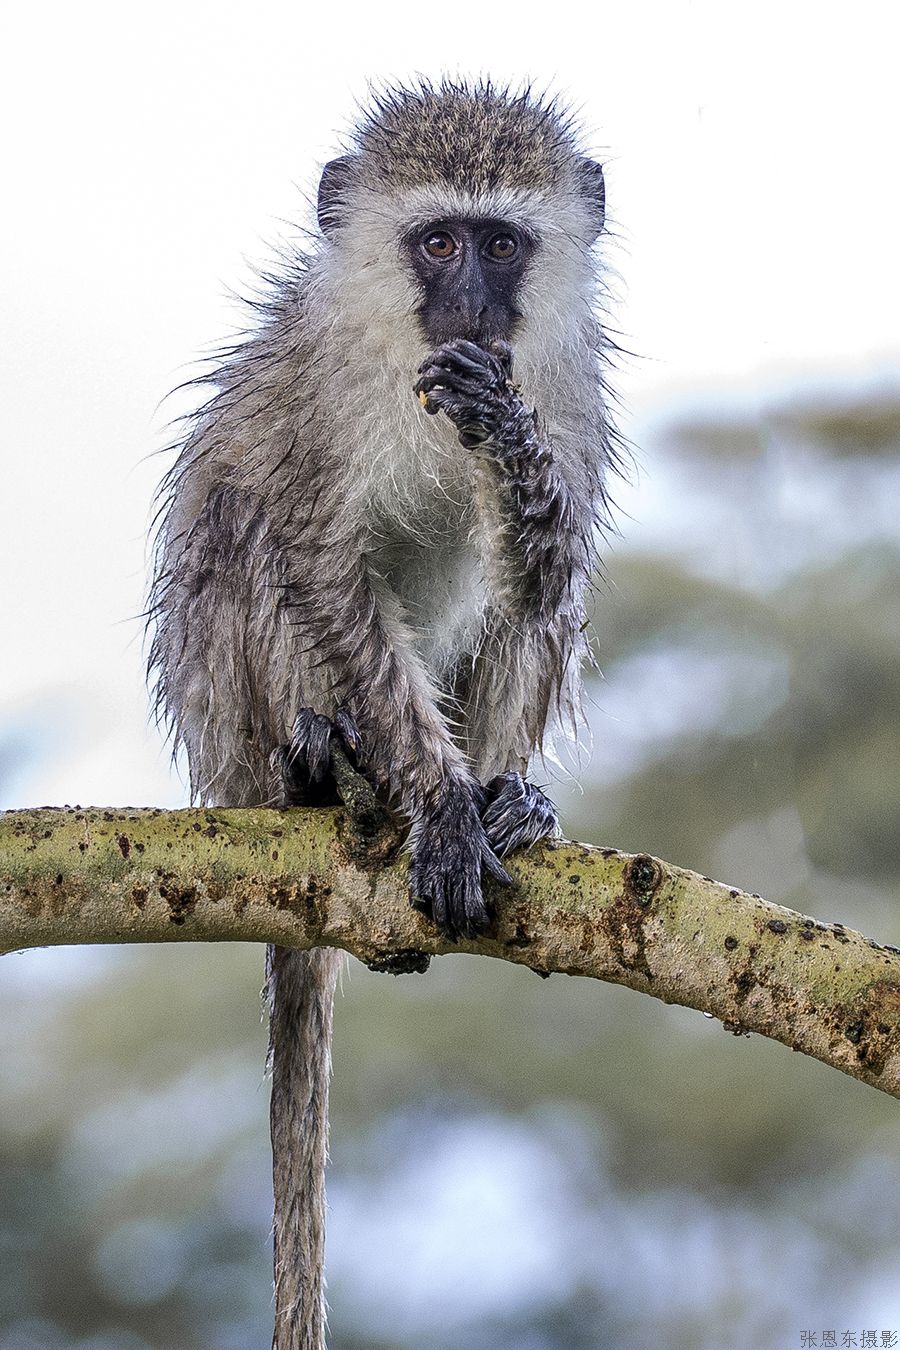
[149,79,618,1350]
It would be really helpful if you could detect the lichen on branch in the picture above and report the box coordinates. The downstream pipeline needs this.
[1,805,899,1097]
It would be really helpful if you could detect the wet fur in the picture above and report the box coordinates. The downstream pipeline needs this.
[147,78,619,1350]
[149,188,616,795]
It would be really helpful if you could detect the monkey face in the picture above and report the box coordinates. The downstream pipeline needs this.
[403,217,534,348]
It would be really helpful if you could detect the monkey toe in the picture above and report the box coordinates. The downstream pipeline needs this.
[272,707,363,807]
[481,772,561,858]
[291,709,336,781]
[270,744,318,808]
[332,708,362,760]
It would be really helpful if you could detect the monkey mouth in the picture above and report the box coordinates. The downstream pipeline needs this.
[416,313,519,351]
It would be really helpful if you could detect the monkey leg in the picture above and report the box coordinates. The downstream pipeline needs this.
[481,771,561,858]
[270,707,362,807]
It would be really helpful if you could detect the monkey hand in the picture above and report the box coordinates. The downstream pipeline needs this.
[409,779,512,940]
[414,339,543,456]
[481,772,561,857]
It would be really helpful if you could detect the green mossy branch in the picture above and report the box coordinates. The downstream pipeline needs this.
[2,805,900,1097]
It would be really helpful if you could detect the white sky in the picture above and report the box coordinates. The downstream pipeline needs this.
[1,0,898,809]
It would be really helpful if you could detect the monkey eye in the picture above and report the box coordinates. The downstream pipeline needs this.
[487,234,518,260]
[422,231,457,259]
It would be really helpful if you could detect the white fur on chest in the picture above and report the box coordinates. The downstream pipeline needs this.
[354,390,486,679]
[370,533,485,679]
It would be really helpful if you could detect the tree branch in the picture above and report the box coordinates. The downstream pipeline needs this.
[2,805,899,1097]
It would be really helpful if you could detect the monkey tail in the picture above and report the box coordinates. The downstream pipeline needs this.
[267,943,343,1350]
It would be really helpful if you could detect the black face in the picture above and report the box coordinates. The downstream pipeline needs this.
[404,217,534,347]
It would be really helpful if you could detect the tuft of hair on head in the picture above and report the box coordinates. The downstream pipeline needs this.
[317,77,605,242]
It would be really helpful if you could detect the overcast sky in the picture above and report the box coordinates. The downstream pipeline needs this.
[1,0,898,810]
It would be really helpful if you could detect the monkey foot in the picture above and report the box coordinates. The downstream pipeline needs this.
[270,708,363,807]
[409,780,512,942]
[481,772,561,858]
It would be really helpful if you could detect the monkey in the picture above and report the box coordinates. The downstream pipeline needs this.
[147,80,619,1350]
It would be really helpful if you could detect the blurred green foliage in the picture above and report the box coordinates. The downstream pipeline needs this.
[2,384,900,1349]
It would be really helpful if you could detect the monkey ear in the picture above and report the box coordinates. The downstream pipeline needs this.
[576,158,606,240]
[317,156,356,237]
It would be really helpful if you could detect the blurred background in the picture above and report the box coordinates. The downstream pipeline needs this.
[2,2,899,1348]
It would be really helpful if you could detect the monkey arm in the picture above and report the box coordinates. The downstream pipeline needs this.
[415,339,591,624]
[472,421,586,625]
[415,339,595,776]
[455,562,586,854]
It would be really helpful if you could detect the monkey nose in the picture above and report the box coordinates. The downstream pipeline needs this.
[450,302,489,340]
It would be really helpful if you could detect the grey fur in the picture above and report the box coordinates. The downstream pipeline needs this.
[148,78,620,1349]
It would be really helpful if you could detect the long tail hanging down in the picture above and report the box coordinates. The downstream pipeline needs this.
[268,945,343,1350]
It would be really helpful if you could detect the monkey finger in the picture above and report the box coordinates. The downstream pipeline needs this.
[461,886,492,938]
[409,854,441,924]
[429,879,454,942]
[431,351,504,389]
[416,376,490,406]
[418,343,499,383]
[312,720,336,781]
[481,843,513,887]
[441,339,508,383]
[413,373,445,398]
[290,707,316,743]
[412,385,459,419]
[415,360,487,387]
[427,344,491,376]
[409,890,432,918]
[464,909,491,940]
[413,382,445,413]
[416,344,479,376]
[410,858,468,943]
[435,337,491,363]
